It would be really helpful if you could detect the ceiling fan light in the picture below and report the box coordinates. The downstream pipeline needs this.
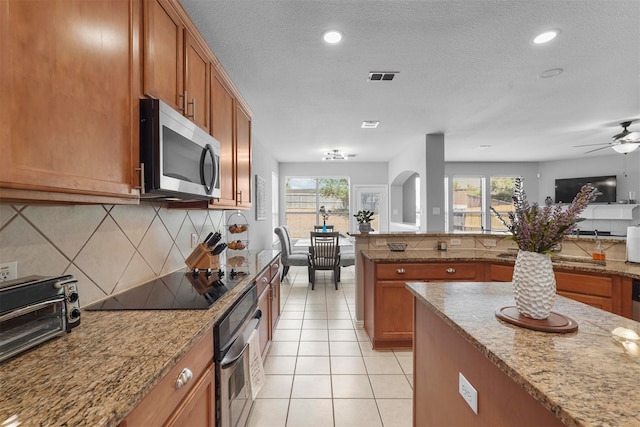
[619,131,640,143]
[612,143,640,154]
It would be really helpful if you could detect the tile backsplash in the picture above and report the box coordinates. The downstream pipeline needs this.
[0,204,225,306]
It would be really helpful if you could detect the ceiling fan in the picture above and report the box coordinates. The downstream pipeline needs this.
[574,121,640,154]
[322,149,356,160]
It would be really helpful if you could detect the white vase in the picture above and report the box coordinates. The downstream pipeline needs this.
[512,250,556,319]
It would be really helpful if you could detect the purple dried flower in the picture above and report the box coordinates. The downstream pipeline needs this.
[490,177,598,253]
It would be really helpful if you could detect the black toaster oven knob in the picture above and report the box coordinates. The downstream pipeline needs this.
[70,308,81,320]
[67,292,79,303]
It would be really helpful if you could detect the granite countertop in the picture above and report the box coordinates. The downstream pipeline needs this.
[406,281,640,426]
[0,249,280,427]
[361,249,640,280]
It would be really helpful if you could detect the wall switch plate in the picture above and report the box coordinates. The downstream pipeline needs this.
[450,238,461,246]
[432,207,441,215]
[375,238,387,246]
[0,261,18,282]
[484,239,497,247]
[459,373,478,414]
[191,233,198,248]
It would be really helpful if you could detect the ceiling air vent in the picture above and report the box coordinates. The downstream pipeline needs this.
[367,71,398,82]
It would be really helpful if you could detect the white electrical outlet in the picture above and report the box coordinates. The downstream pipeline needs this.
[484,239,497,247]
[191,233,198,248]
[450,238,461,246]
[459,373,478,414]
[0,261,18,282]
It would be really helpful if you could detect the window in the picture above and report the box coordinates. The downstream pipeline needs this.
[272,171,279,243]
[285,177,350,238]
[452,177,484,232]
[490,177,517,232]
[447,175,518,233]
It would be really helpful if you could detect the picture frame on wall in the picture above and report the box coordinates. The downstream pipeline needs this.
[255,174,266,221]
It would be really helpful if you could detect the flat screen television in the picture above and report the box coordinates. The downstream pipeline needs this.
[554,175,617,204]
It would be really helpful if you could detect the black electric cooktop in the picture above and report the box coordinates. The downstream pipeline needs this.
[84,269,245,311]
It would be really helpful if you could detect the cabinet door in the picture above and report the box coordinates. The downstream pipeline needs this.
[143,0,183,110]
[270,274,281,333]
[258,287,270,357]
[1,0,138,203]
[235,103,252,208]
[211,69,237,206]
[375,281,414,342]
[183,30,210,132]
[165,364,215,427]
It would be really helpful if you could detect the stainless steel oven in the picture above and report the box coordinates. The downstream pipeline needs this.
[140,98,221,201]
[215,285,260,427]
[0,275,81,363]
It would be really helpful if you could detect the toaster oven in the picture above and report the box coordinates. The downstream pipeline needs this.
[0,275,81,363]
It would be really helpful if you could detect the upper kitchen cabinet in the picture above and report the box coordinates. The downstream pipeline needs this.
[235,102,252,209]
[143,0,210,133]
[210,68,236,206]
[0,0,140,204]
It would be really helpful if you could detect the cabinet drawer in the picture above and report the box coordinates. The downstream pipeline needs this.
[555,271,612,297]
[123,329,214,426]
[490,264,514,282]
[255,268,271,295]
[270,257,281,281]
[376,263,478,280]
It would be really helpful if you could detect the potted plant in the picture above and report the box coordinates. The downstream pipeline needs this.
[354,210,375,233]
[491,177,597,319]
[319,205,330,231]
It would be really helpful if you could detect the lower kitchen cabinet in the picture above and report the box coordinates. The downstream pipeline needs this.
[489,263,632,318]
[120,328,214,427]
[363,258,483,349]
[254,256,281,356]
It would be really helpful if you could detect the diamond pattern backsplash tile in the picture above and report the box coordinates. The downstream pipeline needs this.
[0,203,225,306]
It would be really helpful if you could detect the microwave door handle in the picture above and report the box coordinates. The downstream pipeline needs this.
[200,144,215,194]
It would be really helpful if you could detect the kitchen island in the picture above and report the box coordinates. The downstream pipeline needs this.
[0,250,280,427]
[406,281,640,426]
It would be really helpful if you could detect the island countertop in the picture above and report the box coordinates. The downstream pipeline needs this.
[0,250,280,427]
[406,281,640,426]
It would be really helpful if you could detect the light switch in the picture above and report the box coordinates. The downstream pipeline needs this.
[432,207,441,215]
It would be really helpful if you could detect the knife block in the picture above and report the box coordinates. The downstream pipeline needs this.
[193,253,221,270]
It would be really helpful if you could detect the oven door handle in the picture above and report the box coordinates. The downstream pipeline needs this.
[220,310,262,369]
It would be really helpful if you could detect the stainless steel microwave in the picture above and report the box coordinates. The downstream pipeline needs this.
[140,98,221,201]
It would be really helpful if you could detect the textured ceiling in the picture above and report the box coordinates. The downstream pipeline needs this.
[182,0,640,163]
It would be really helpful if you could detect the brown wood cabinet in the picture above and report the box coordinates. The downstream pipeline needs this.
[255,256,282,356]
[363,259,483,349]
[210,69,237,206]
[121,328,214,426]
[413,299,563,427]
[488,262,632,318]
[0,0,140,204]
[143,0,209,132]
[234,103,252,209]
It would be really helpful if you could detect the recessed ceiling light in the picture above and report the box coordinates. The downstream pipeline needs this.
[322,30,343,44]
[473,145,491,150]
[538,68,563,79]
[533,30,559,44]
[361,121,380,129]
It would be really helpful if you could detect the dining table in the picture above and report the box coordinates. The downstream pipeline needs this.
[293,235,353,249]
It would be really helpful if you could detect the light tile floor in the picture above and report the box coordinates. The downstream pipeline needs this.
[247,266,413,427]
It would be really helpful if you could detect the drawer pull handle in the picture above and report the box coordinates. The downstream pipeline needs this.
[446,268,456,274]
[262,277,268,283]
[273,264,279,269]
[175,368,193,390]
[396,268,406,274]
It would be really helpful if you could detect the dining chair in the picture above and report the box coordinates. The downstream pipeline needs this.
[274,227,311,281]
[308,231,341,290]
[313,225,334,231]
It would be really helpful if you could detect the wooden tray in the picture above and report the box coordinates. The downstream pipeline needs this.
[495,306,578,333]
